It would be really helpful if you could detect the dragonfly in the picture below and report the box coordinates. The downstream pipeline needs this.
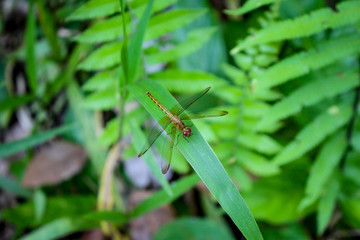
[138,87,228,174]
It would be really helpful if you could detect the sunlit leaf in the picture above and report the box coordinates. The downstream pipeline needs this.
[128,79,263,240]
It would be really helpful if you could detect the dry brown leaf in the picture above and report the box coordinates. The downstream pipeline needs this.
[22,140,87,187]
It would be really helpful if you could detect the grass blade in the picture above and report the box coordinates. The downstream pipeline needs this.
[128,79,263,240]
[0,174,32,198]
[0,95,33,112]
[127,0,154,83]
[131,174,199,218]
[19,217,96,240]
[25,0,37,93]
[0,124,74,158]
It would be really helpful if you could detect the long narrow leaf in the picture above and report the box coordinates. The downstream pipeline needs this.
[131,174,199,218]
[0,175,32,198]
[128,79,263,240]
[0,95,33,112]
[67,82,107,175]
[36,0,63,60]
[19,217,96,240]
[25,0,37,93]
[0,124,74,158]
[127,0,154,83]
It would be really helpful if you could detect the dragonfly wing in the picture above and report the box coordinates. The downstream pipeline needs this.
[138,116,172,157]
[180,110,228,120]
[161,126,176,174]
[170,87,211,116]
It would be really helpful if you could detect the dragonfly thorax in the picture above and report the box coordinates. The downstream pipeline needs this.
[183,128,191,137]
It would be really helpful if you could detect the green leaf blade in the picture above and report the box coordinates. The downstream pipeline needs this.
[0,124,74,158]
[128,80,263,240]
[25,0,37,93]
[127,0,155,83]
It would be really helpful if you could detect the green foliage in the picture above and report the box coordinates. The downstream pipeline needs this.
[256,71,359,130]
[231,1,360,53]
[0,124,74,158]
[317,175,340,235]
[253,34,360,91]
[0,174,32,198]
[224,0,360,236]
[153,217,235,240]
[25,0,37,93]
[1,0,360,239]
[273,104,351,165]
[146,27,217,64]
[129,80,263,240]
[299,132,346,210]
[225,0,281,16]
[0,94,34,112]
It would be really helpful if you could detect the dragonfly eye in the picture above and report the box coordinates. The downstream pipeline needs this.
[183,128,191,137]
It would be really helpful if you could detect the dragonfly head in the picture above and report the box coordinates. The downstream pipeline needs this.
[183,128,191,137]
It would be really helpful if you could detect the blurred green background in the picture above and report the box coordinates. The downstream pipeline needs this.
[0,0,360,239]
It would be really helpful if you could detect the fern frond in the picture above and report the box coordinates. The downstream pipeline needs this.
[273,103,352,166]
[145,9,207,41]
[73,15,130,43]
[146,27,217,64]
[225,0,279,16]
[317,175,340,236]
[237,147,280,177]
[74,9,206,44]
[78,42,122,71]
[252,89,282,101]
[221,63,248,85]
[150,69,241,103]
[81,88,118,110]
[298,131,346,210]
[257,71,359,131]
[66,0,120,21]
[231,1,360,53]
[243,99,271,118]
[237,132,282,155]
[82,69,120,91]
[98,118,119,147]
[253,34,360,91]
[67,0,177,21]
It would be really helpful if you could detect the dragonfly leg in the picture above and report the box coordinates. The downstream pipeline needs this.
[176,131,182,145]
[182,135,190,143]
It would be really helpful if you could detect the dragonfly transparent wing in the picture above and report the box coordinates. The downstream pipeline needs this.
[138,116,172,157]
[180,110,228,120]
[170,87,211,116]
[160,126,177,174]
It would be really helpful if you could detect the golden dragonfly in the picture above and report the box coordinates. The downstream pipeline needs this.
[138,87,228,174]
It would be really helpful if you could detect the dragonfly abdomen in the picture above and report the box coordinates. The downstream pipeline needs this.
[146,91,174,118]
[146,91,186,132]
